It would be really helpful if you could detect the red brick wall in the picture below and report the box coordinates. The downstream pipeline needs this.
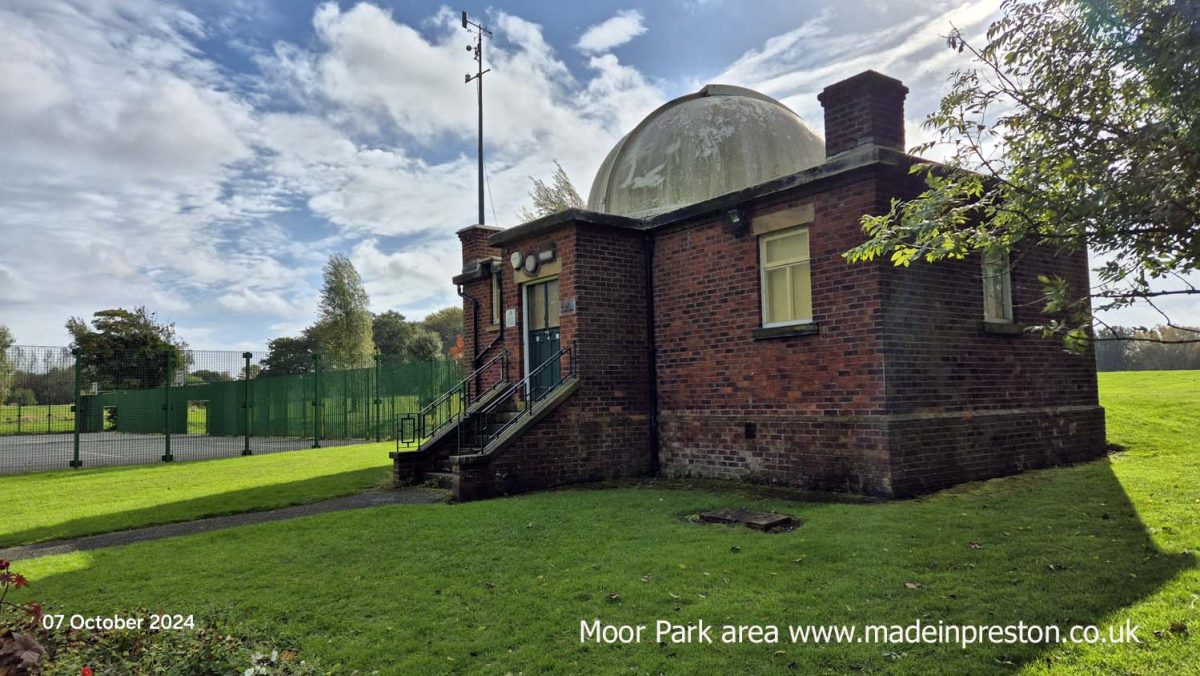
[818,71,908,156]
[438,163,1104,499]
[458,225,504,394]
[653,171,895,494]
[651,163,1104,496]
[873,169,1105,493]
[453,222,654,499]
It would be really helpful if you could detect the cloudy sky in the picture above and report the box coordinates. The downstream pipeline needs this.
[2,0,1187,349]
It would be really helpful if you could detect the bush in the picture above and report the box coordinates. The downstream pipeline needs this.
[0,560,321,675]
[39,616,323,676]
[4,389,36,407]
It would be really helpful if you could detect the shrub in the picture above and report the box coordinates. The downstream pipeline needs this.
[4,389,36,407]
[0,560,321,675]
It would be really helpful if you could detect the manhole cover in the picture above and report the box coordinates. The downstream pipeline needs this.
[699,509,795,531]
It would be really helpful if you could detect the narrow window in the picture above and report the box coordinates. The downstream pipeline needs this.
[982,250,1013,322]
[490,270,501,325]
[759,227,812,327]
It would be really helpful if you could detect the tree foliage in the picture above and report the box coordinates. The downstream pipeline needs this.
[1095,324,1200,370]
[65,308,187,390]
[845,0,1200,349]
[0,325,13,405]
[372,311,412,357]
[406,329,444,362]
[311,254,375,369]
[6,388,36,406]
[261,333,317,377]
[187,369,233,384]
[420,307,463,357]
[517,161,584,222]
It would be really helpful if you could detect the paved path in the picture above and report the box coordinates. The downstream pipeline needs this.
[0,488,447,561]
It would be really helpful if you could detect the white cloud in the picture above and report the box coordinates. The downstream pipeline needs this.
[0,0,298,347]
[258,2,663,234]
[713,0,1001,157]
[576,9,647,54]
[4,0,1187,348]
[0,1,665,347]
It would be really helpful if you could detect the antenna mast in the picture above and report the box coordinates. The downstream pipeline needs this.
[462,10,492,225]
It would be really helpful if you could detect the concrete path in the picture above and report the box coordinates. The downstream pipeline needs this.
[0,487,447,561]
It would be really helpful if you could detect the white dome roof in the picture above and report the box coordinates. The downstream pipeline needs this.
[587,85,824,218]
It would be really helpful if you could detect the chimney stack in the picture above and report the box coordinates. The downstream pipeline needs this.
[817,70,908,157]
[457,224,502,265]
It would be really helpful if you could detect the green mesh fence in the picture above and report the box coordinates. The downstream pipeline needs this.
[1,345,460,475]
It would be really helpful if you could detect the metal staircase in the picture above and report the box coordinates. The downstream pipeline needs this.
[393,341,578,491]
[457,339,577,456]
[397,350,508,450]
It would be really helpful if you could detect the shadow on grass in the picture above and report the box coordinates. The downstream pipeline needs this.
[14,455,1198,673]
[1,466,391,548]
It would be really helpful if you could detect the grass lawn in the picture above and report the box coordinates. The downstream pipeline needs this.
[0,442,404,547]
[0,403,74,435]
[10,371,1199,673]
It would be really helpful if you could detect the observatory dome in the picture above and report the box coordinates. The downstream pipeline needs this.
[586,85,825,218]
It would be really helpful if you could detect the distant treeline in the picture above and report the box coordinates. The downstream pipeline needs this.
[1095,326,1200,372]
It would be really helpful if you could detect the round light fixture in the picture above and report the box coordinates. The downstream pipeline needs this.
[524,254,539,274]
[510,251,523,270]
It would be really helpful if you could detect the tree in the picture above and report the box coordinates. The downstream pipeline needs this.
[421,307,463,357]
[260,333,317,377]
[0,324,13,405]
[373,311,412,357]
[517,161,584,222]
[845,0,1200,351]
[1127,325,1200,370]
[406,328,444,362]
[187,369,233,384]
[6,388,36,406]
[311,253,375,369]
[66,308,187,391]
[1094,326,1137,371]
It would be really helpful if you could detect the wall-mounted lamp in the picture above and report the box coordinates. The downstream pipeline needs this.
[725,206,749,236]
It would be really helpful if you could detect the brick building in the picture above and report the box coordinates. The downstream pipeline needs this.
[393,70,1105,501]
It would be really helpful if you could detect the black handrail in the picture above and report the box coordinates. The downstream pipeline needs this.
[459,339,577,453]
[398,350,508,446]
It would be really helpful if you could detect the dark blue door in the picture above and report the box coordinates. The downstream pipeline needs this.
[526,279,561,400]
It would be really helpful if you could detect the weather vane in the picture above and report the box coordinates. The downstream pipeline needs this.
[463,10,492,226]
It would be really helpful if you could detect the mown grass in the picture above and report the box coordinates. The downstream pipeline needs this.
[10,371,1200,674]
[0,442,402,547]
[0,403,74,435]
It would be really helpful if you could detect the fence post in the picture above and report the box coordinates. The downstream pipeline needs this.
[242,351,253,456]
[374,352,382,442]
[15,402,20,435]
[70,348,82,468]
[162,352,174,462]
[46,404,51,434]
[311,352,322,449]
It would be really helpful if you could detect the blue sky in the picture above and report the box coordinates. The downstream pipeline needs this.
[2,0,1189,349]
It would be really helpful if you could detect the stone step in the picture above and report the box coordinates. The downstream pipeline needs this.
[424,471,455,489]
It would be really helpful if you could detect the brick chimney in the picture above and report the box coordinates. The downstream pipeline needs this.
[817,70,908,157]
[457,224,502,265]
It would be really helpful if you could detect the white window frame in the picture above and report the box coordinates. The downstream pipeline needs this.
[759,226,813,328]
[982,250,1014,323]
